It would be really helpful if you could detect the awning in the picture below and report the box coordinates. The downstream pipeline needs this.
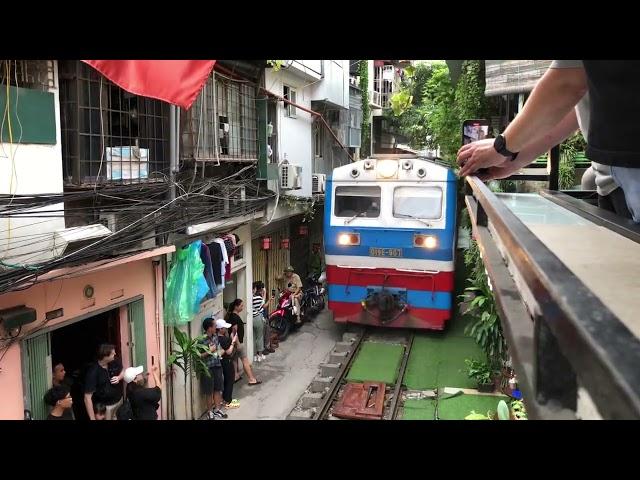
[485,60,552,96]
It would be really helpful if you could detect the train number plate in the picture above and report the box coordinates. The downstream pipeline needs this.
[369,247,403,258]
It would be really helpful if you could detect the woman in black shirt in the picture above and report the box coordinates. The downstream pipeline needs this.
[225,299,261,385]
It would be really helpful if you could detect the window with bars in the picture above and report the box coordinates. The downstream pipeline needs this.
[0,60,55,91]
[267,98,279,164]
[283,85,297,118]
[182,72,259,163]
[58,61,170,186]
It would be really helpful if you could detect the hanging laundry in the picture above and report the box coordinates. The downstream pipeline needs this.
[223,234,237,282]
[207,240,224,288]
[200,242,218,299]
[213,238,229,288]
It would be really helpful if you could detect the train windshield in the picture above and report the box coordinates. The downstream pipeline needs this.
[393,186,443,220]
[334,186,381,218]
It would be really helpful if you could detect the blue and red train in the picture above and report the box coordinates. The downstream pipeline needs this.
[323,155,457,330]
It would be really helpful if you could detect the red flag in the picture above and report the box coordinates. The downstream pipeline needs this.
[82,60,216,110]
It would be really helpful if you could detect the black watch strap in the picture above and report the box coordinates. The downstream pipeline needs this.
[494,134,519,161]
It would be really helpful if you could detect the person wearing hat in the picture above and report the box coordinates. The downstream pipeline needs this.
[124,364,162,420]
[283,266,303,324]
[199,317,228,419]
[216,318,240,410]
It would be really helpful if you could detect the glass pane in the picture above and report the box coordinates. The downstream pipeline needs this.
[334,186,381,218]
[393,186,443,220]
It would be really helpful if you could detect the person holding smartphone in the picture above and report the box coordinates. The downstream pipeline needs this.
[216,319,239,409]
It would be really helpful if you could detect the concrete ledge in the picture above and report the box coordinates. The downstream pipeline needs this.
[334,341,354,353]
[310,376,333,393]
[321,363,341,377]
[301,392,324,409]
[287,410,314,420]
[330,351,349,364]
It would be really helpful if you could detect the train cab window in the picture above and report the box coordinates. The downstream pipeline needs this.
[334,186,381,218]
[393,186,443,220]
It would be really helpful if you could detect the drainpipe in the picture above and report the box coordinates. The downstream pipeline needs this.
[169,105,179,201]
[153,259,168,420]
[259,88,354,162]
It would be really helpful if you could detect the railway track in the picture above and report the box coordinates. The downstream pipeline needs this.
[288,327,415,420]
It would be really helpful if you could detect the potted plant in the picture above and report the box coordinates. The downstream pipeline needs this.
[465,358,496,393]
[167,327,211,419]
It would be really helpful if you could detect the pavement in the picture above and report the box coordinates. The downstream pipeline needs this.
[224,308,345,420]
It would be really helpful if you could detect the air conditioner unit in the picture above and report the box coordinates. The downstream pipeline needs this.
[279,162,302,190]
[312,173,326,194]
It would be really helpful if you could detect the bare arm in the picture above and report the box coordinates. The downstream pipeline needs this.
[84,393,95,420]
[475,108,581,181]
[457,67,587,177]
[503,68,587,152]
[151,367,161,388]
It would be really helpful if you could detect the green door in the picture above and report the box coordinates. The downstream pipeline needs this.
[128,299,147,370]
[24,332,52,420]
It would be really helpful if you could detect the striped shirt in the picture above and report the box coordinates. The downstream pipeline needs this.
[252,295,265,317]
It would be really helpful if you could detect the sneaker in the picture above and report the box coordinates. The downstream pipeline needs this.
[259,354,266,361]
[213,409,228,419]
[254,355,259,363]
[207,410,216,420]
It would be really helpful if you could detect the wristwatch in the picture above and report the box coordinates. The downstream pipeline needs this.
[493,134,519,161]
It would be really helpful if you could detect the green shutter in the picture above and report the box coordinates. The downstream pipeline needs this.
[128,299,147,370]
[24,333,51,420]
[0,85,56,144]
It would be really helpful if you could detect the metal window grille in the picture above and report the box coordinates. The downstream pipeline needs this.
[0,60,55,91]
[58,61,170,186]
[182,72,258,164]
[234,244,244,261]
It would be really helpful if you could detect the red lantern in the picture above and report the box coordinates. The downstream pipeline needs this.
[298,225,309,236]
[280,238,290,249]
[261,236,272,250]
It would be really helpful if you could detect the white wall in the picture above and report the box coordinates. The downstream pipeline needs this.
[265,69,314,198]
[287,60,322,80]
[310,60,349,109]
[0,61,65,266]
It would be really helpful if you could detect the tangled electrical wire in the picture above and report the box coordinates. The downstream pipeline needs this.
[0,164,276,293]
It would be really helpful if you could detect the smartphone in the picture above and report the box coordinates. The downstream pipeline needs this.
[462,119,492,175]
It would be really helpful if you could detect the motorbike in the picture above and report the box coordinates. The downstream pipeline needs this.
[268,289,300,342]
[300,272,326,320]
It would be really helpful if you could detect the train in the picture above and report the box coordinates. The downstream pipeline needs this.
[323,155,457,330]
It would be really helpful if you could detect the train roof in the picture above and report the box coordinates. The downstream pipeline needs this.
[329,155,456,182]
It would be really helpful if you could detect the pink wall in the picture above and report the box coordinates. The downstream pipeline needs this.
[0,257,161,420]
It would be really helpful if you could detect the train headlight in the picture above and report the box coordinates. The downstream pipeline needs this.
[376,160,398,179]
[414,234,437,249]
[338,233,360,246]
